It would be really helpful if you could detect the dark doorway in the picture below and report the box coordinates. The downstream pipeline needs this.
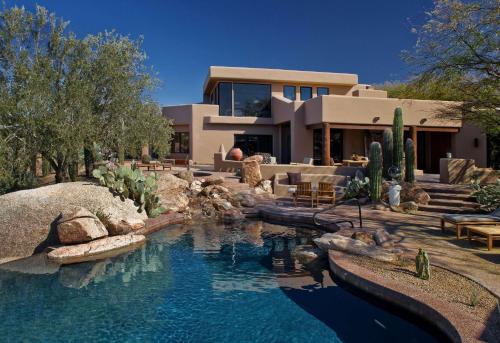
[313,128,343,165]
[234,134,273,158]
[280,123,291,164]
[418,132,452,173]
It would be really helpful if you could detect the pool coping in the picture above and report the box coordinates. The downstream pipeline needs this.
[328,250,490,343]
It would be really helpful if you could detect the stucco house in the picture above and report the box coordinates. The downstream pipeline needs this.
[163,66,486,173]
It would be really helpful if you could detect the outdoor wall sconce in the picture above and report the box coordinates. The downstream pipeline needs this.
[420,118,427,125]
[373,116,380,123]
[474,138,479,148]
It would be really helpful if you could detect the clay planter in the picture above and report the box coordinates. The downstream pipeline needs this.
[229,148,243,161]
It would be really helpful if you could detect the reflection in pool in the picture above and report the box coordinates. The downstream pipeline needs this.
[0,221,438,342]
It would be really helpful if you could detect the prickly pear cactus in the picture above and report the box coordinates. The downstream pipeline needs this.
[405,138,415,184]
[392,107,404,176]
[382,128,393,179]
[368,141,382,202]
[415,248,430,280]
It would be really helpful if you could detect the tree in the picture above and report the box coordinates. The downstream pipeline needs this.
[383,0,499,168]
[0,5,173,188]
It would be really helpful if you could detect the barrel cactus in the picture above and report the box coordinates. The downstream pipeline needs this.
[392,107,404,176]
[368,141,382,202]
[382,128,393,179]
[415,248,430,280]
[405,138,415,184]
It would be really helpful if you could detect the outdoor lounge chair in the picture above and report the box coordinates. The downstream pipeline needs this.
[316,182,335,207]
[293,182,314,207]
[440,208,500,239]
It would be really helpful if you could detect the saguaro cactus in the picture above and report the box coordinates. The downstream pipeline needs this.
[405,138,415,184]
[392,107,404,175]
[415,248,430,280]
[368,141,382,202]
[382,128,393,179]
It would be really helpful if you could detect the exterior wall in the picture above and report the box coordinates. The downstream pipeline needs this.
[305,95,462,128]
[343,130,366,158]
[451,122,487,167]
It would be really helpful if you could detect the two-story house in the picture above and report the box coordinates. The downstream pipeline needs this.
[163,66,486,173]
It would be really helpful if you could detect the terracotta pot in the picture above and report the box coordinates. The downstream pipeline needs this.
[229,148,243,161]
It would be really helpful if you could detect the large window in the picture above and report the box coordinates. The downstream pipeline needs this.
[218,82,232,116]
[234,134,273,157]
[283,85,296,100]
[215,82,271,117]
[171,132,189,154]
[300,86,312,101]
[317,87,329,96]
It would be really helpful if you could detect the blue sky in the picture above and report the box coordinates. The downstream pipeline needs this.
[5,0,432,105]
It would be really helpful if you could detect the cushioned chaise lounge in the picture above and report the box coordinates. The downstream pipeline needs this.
[441,208,500,239]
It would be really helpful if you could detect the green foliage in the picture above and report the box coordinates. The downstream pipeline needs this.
[397,0,499,152]
[382,128,393,179]
[471,179,500,211]
[42,158,51,177]
[392,107,404,176]
[368,142,382,202]
[0,5,173,188]
[141,154,152,164]
[405,139,415,184]
[92,165,165,218]
[345,177,370,199]
[415,248,430,280]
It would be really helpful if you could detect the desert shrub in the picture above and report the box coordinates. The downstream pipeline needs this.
[471,179,500,211]
[141,154,151,164]
[92,165,165,217]
[345,177,370,199]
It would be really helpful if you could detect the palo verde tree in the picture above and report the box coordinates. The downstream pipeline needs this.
[383,0,499,168]
[0,5,172,187]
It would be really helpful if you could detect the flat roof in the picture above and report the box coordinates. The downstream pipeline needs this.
[203,66,359,94]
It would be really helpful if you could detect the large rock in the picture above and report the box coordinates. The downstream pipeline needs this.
[237,192,256,208]
[57,207,108,244]
[0,182,147,261]
[201,176,225,188]
[400,182,431,205]
[243,155,264,163]
[156,173,190,213]
[176,170,194,183]
[222,208,245,224]
[291,245,326,265]
[241,160,262,187]
[47,234,146,264]
[314,233,401,263]
[351,231,375,246]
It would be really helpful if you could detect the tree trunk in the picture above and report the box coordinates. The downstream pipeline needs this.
[54,166,65,183]
[84,146,93,177]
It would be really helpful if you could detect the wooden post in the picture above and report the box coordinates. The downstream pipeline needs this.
[411,126,418,168]
[323,123,331,166]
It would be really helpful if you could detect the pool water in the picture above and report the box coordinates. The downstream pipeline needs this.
[0,221,438,342]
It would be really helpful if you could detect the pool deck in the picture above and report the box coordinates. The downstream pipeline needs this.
[253,201,500,298]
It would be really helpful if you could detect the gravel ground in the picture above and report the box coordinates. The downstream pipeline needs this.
[349,255,500,335]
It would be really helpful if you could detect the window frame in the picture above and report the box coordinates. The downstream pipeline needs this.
[283,85,296,101]
[300,86,313,101]
[317,87,329,96]
[171,132,190,154]
[215,81,272,117]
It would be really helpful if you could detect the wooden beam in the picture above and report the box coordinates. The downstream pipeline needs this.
[323,123,331,166]
[411,126,418,168]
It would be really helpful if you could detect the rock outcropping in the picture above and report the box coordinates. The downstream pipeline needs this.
[57,207,108,244]
[0,182,147,261]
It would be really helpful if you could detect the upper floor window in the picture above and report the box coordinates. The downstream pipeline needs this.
[218,82,232,116]
[216,82,271,117]
[283,85,296,101]
[300,86,312,101]
[317,87,329,96]
[233,83,271,117]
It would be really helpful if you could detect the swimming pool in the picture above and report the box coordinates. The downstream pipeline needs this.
[0,221,438,342]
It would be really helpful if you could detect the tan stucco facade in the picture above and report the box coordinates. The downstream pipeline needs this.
[163,66,487,170]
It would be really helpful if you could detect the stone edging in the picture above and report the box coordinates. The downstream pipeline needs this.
[328,250,488,343]
[140,212,186,235]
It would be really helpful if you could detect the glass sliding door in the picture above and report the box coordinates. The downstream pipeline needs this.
[234,134,273,158]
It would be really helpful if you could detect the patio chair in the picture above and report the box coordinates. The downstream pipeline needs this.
[293,182,314,207]
[316,182,335,207]
[440,208,500,239]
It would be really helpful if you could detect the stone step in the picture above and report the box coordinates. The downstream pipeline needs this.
[417,204,479,214]
[427,192,475,201]
[421,187,471,195]
[428,198,480,209]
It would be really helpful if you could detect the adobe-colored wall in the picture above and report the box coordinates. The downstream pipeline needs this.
[451,122,487,167]
[343,130,366,158]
